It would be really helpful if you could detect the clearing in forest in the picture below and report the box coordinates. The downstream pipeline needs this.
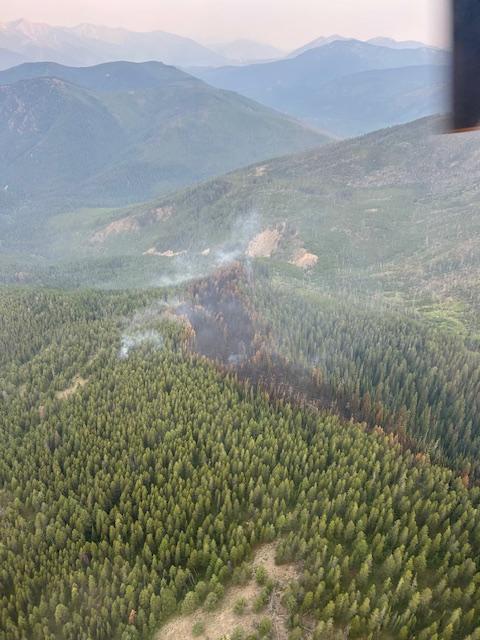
[157,543,301,640]
[55,376,88,400]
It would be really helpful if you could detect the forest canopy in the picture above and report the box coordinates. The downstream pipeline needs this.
[1,283,480,640]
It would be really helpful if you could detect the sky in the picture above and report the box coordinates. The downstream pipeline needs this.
[2,0,449,50]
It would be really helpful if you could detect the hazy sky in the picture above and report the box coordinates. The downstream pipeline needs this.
[2,0,449,50]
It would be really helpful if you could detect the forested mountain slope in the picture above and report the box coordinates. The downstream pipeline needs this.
[0,60,327,219]
[62,117,480,323]
[1,286,480,640]
[295,64,445,137]
[249,271,480,482]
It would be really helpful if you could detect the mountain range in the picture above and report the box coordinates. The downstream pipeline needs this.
[0,21,449,139]
[0,60,327,223]
[194,40,449,136]
[0,19,230,68]
[0,19,344,69]
[0,19,440,72]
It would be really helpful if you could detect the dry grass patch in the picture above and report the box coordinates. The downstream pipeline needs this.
[90,216,139,243]
[157,543,301,640]
[246,229,282,258]
[289,249,319,269]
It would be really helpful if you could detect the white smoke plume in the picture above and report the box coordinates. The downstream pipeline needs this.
[118,301,172,358]
[150,210,261,288]
[119,330,165,359]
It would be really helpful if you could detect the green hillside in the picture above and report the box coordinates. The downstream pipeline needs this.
[0,77,127,194]
[0,60,327,225]
[35,117,478,325]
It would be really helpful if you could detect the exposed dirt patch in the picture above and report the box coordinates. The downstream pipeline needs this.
[159,249,187,258]
[290,248,319,269]
[252,544,299,584]
[91,205,175,244]
[143,248,187,257]
[90,216,139,243]
[55,376,88,401]
[157,543,301,640]
[255,165,268,177]
[246,227,283,258]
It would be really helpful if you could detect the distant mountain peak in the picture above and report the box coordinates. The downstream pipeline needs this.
[0,18,230,68]
[289,34,435,59]
[5,18,51,37]
[367,36,430,50]
[288,34,350,57]
[68,23,130,43]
